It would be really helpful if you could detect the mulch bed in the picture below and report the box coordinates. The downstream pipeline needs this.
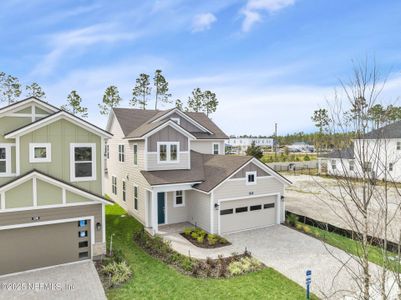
[180,232,231,249]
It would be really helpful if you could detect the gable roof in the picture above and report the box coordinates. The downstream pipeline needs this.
[323,146,354,159]
[112,107,228,140]
[5,110,112,138]
[0,96,59,116]
[362,121,401,139]
[0,169,113,205]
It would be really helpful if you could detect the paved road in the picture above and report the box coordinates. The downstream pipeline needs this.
[226,225,397,300]
[0,261,106,300]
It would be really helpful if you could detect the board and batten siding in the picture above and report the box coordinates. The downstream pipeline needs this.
[190,140,225,155]
[231,162,269,178]
[187,190,211,232]
[162,112,200,133]
[105,114,150,225]
[147,126,188,152]
[18,119,102,194]
[0,204,103,243]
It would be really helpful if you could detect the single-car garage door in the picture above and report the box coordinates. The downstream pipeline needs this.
[220,195,277,234]
[0,220,91,276]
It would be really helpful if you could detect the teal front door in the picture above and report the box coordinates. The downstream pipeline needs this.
[157,192,165,224]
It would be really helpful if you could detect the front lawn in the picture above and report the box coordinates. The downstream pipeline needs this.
[105,204,317,299]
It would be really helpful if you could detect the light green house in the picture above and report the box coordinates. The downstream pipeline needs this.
[0,97,113,276]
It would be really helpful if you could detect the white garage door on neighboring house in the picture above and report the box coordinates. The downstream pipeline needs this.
[219,195,277,234]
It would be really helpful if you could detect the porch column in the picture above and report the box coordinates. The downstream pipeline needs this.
[151,191,158,234]
[276,194,281,224]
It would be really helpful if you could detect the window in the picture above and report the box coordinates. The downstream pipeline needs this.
[363,162,372,172]
[79,252,89,259]
[29,143,51,163]
[112,176,117,195]
[118,144,125,162]
[235,207,248,213]
[213,143,220,155]
[389,163,394,172]
[79,241,88,248]
[246,171,257,185]
[70,143,96,181]
[78,220,88,227]
[79,231,88,238]
[264,203,275,209]
[122,180,126,202]
[171,117,180,125]
[0,147,7,174]
[105,145,109,159]
[331,160,337,170]
[349,160,354,171]
[174,190,185,207]
[250,204,262,211]
[157,142,179,163]
[133,144,138,166]
[134,185,138,210]
[397,142,401,150]
[220,209,233,215]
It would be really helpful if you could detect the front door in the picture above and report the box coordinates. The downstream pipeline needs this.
[157,192,165,224]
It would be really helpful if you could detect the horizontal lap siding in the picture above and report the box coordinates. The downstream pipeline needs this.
[166,191,189,224]
[187,190,211,232]
[0,204,103,243]
[190,140,225,154]
[146,152,189,170]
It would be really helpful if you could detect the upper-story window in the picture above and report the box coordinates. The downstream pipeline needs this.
[0,146,7,174]
[331,160,337,170]
[349,160,354,171]
[213,143,220,155]
[133,144,138,166]
[397,142,401,150]
[246,171,257,185]
[29,143,51,163]
[105,145,109,159]
[118,144,125,162]
[157,142,179,163]
[171,118,180,125]
[70,143,96,182]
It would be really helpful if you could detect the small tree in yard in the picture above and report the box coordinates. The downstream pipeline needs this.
[99,86,121,116]
[25,82,46,99]
[0,72,22,104]
[61,90,88,118]
[131,73,151,109]
[314,59,401,299]
[245,141,263,159]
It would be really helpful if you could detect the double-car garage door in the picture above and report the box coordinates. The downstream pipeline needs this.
[220,195,277,234]
[0,220,91,276]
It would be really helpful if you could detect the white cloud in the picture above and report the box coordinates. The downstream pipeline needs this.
[241,0,295,32]
[192,13,217,32]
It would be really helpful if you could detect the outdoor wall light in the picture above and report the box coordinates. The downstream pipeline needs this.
[214,203,220,210]
[96,222,102,231]
[281,195,285,200]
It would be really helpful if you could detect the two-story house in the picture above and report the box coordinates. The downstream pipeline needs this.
[105,107,291,235]
[0,97,112,276]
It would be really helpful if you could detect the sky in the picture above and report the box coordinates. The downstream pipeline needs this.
[1,0,401,136]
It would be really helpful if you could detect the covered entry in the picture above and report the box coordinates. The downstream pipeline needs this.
[219,195,278,234]
[0,220,91,275]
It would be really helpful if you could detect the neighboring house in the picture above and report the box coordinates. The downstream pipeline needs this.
[320,122,401,181]
[105,107,291,236]
[0,97,113,276]
[228,136,273,154]
[286,142,315,153]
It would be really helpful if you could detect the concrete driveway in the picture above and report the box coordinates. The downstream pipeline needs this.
[0,261,106,300]
[226,225,397,299]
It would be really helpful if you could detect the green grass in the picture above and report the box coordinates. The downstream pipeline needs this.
[298,223,401,272]
[105,204,318,300]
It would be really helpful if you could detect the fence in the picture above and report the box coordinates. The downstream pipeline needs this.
[267,162,318,175]
[286,211,400,254]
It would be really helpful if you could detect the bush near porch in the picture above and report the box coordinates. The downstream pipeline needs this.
[105,204,319,299]
[181,227,230,248]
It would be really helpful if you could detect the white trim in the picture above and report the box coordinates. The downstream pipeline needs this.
[70,143,97,182]
[4,111,112,139]
[102,203,106,243]
[152,182,202,191]
[217,192,280,203]
[0,143,13,176]
[29,143,52,163]
[32,177,37,206]
[1,191,5,209]
[157,141,180,164]
[0,201,98,213]
[173,190,185,207]
[144,138,148,170]
[31,104,35,122]
[62,188,66,205]
[212,142,220,155]
[16,137,20,176]
[128,120,196,141]
[228,175,272,182]
[210,191,214,234]
[0,97,58,118]
[4,113,48,118]
[101,138,105,196]
[245,171,257,185]
[170,117,180,125]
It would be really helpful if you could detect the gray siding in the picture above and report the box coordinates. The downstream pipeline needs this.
[147,125,188,152]
[190,140,225,154]
[231,162,270,178]
[187,190,211,232]
[165,112,201,132]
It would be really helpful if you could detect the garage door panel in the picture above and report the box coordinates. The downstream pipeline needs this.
[220,196,277,234]
[0,221,91,275]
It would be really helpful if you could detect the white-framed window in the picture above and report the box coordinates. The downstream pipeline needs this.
[213,143,220,155]
[134,184,138,210]
[0,146,8,174]
[171,117,180,125]
[349,160,354,171]
[246,171,257,185]
[363,162,372,172]
[157,142,179,163]
[112,176,117,195]
[70,143,96,182]
[29,143,51,163]
[397,142,401,150]
[105,144,109,159]
[122,180,126,202]
[133,144,138,166]
[331,160,337,170]
[174,190,185,207]
[389,163,394,172]
[118,144,125,162]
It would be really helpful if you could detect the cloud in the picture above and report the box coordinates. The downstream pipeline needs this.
[192,13,217,32]
[241,0,295,32]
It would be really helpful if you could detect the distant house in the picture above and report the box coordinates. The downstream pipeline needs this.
[287,142,315,153]
[228,137,274,154]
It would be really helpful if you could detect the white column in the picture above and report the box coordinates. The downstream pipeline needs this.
[276,194,281,224]
[151,190,158,234]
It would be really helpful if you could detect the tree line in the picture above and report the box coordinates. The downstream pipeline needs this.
[0,70,219,118]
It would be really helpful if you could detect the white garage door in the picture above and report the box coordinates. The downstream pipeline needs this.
[220,195,277,234]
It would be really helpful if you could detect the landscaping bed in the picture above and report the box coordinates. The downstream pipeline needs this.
[133,227,262,278]
[180,226,230,248]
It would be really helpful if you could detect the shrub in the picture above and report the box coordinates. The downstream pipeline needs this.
[183,227,193,236]
[102,261,132,288]
[304,155,311,161]
[180,257,194,272]
[191,232,198,239]
[207,234,218,246]
[295,223,303,231]
[228,257,262,276]
[286,213,298,227]
[302,225,311,234]
[219,237,229,244]
[196,235,204,244]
